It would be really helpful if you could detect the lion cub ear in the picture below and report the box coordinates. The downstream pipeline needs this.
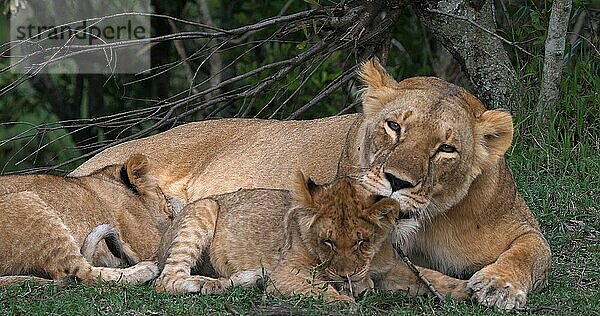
[292,170,318,208]
[122,154,158,194]
[366,197,400,228]
[358,58,400,116]
[474,110,514,169]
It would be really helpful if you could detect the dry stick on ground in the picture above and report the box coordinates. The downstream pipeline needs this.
[247,305,345,316]
[395,247,446,302]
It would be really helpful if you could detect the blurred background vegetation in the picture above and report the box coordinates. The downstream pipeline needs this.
[0,0,597,176]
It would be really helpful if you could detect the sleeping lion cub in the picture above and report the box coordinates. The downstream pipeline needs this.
[0,154,171,286]
[155,172,468,302]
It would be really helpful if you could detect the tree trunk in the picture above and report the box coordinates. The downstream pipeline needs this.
[412,0,517,111]
[537,0,572,130]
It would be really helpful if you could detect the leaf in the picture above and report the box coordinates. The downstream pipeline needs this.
[303,0,320,7]
[301,23,309,39]
[296,40,308,50]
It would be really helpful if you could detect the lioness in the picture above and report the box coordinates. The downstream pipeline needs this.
[0,154,171,285]
[154,172,468,302]
[72,59,551,309]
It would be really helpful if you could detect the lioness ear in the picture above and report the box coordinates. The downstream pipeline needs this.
[358,58,399,116]
[474,110,514,169]
[122,154,157,193]
[292,170,317,208]
[367,197,400,228]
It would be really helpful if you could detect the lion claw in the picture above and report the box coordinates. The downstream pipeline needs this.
[467,271,526,310]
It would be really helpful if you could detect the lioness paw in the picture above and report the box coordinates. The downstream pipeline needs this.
[468,270,526,310]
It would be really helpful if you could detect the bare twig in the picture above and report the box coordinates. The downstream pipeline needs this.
[197,0,223,101]
[515,306,560,313]
[395,247,446,302]
[0,1,408,174]
[287,65,357,119]
[247,305,345,316]
[168,20,199,95]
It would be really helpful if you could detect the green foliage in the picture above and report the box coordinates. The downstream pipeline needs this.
[0,72,80,173]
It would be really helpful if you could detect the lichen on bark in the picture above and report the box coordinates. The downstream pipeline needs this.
[412,0,518,111]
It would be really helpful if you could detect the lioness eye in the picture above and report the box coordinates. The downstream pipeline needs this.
[438,144,457,153]
[386,121,401,132]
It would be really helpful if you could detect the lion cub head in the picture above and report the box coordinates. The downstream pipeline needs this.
[96,154,173,231]
[357,59,514,220]
[285,172,400,283]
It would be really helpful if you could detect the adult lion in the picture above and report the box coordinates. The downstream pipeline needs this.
[72,59,550,309]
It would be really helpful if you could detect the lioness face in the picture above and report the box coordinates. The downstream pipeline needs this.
[357,60,514,220]
[289,173,399,282]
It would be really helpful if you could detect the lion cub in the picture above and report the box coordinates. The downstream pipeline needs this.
[155,173,468,302]
[0,154,171,286]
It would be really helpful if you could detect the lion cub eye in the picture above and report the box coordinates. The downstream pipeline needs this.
[357,239,370,252]
[437,144,457,153]
[321,239,335,249]
[386,121,401,133]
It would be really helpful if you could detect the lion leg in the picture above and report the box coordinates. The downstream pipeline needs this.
[372,244,468,300]
[160,269,263,295]
[378,263,469,300]
[0,276,54,287]
[467,232,551,310]
[154,199,222,294]
[74,261,159,285]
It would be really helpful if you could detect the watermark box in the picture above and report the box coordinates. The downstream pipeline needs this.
[9,0,151,74]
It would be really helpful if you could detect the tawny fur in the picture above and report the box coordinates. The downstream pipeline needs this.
[0,154,172,286]
[72,59,551,309]
[154,174,469,303]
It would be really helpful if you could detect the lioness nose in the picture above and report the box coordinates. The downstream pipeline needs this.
[385,173,415,191]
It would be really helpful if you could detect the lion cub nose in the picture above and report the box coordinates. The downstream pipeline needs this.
[384,173,415,191]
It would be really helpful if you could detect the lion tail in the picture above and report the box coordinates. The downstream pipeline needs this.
[81,224,140,266]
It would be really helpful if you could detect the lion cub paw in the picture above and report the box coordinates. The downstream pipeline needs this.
[199,278,227,294]
[155,275,227,295]
[325,293,356,305]
[337,278,374,298]
[123,261,160,284]
[467,270,526,310]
